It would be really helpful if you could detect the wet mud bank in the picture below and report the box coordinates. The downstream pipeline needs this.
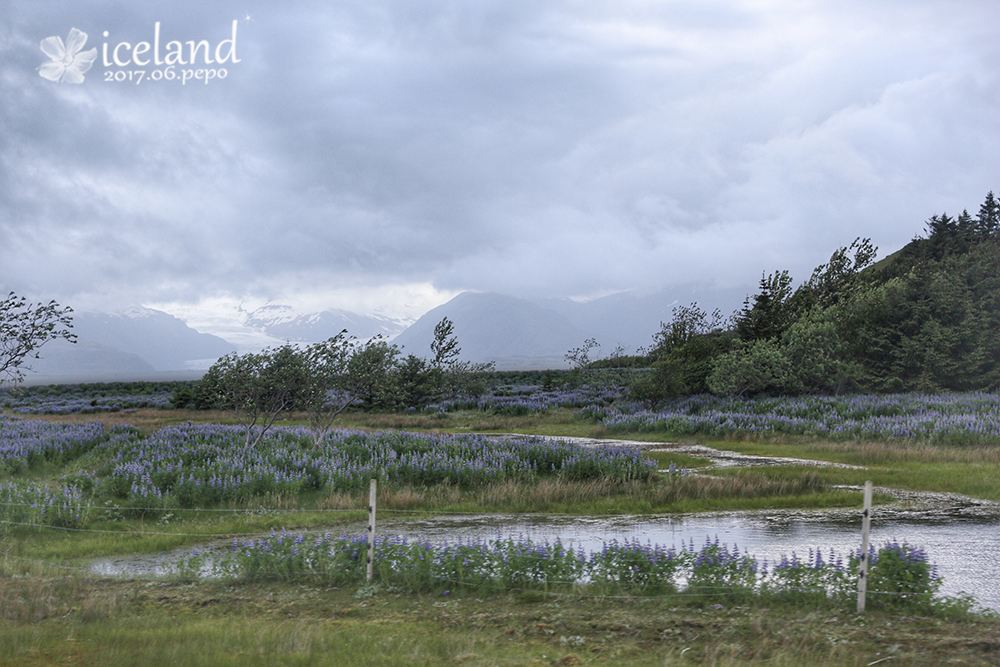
[520,434,864,469]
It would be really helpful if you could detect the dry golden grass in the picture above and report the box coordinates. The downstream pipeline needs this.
[0,408,238,434]
[809,440,1000,464]
[473,478,624,507]
[306,473,833,514]
[317,491,361,510]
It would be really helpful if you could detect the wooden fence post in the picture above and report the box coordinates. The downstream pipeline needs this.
[857,480,872,613]
[367,478,377,583]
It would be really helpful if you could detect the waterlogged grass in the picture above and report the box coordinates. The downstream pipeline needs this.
[0,507,368,562]
[644,450,714,469]
[1,474,858,563]
[376,474,858,515]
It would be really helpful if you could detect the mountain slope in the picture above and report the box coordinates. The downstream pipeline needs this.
[27,338,157,379]
[392,287,749,369]
[23,307,235,380]
[392,292,587,369]
[68,307,235,371]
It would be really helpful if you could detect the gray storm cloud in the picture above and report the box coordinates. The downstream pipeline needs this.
[1,0,998,318]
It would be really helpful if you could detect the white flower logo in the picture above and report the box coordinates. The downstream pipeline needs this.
[38,28,98,84]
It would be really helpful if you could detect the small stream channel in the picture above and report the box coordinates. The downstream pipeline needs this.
[90,437,1000,612]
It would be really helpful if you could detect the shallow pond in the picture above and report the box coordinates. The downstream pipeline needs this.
[90,438,1000,612]
[91,499,1000,612]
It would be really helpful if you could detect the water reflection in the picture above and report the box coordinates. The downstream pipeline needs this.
[376,507,1000,612]
[89,507,1000,612]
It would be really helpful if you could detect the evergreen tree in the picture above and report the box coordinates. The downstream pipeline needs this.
[976,190,1000,238]
[735,270,794,342]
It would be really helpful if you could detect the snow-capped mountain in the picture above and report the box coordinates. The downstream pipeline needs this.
[242,304,411,343]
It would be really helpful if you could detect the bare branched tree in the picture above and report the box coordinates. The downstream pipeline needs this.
[0,292,76,384]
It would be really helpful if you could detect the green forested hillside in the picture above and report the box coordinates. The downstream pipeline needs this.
[633,191,1000,400]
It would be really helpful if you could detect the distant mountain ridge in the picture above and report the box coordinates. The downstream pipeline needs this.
[73,307,236,370]
[21,286,748,381]
[392,287,747,370]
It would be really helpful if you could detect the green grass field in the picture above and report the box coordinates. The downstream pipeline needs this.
[2,406,998,666]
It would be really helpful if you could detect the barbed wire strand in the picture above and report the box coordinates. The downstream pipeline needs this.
[1,550,926,602]
[1,497,857,520]
[0,499,366,514]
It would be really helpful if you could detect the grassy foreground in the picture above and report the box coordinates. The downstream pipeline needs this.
[1,575,998,667]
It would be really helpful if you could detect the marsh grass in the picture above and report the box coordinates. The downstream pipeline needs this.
[1,471,847,563]
[1,507,367,563]
[717,437,1000,465]
[258,471,852,517]
[473,477,637,510]
[644,450,714,469]
[704,439,1000,501]
[838,440,1000,464]
[330,407,618,440]
[9,406,596,438]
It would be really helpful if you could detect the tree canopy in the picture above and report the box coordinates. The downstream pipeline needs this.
[194,318,494,446]
[627,191,1000,402]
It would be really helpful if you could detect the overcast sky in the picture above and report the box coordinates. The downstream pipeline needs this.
[2,1,998,327]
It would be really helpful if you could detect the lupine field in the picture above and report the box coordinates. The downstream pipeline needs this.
[431,379,1000,446]
[2,378,997,621]
[590,391,1000,444]
[0,382,176,414]
[1,416,656,527]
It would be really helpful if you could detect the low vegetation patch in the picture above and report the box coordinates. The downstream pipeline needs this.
[211,531,965,616]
